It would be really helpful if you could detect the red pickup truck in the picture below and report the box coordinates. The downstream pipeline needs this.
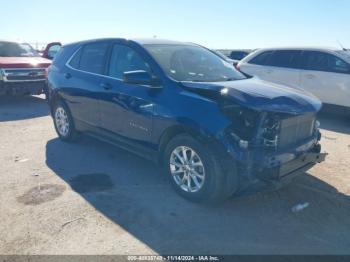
[0,41,61,96]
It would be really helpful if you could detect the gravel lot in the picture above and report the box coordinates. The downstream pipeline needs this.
[0,95,350,255]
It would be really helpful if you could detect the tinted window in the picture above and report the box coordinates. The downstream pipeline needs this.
[249,51,274,65]
[68,48,82,69]
[79,42,109,74]
[303,51,350,74]
[144,44,246,82]
[268,50,301,69]
[230,51,248,60]
[108,44,150,79]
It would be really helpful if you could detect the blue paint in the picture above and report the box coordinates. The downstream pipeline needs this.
[48,38,325,194]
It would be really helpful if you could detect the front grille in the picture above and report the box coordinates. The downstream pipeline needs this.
[3,68,46,82]
[278,114,315,149]
[1,81,45,95]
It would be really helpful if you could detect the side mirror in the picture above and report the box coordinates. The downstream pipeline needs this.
[42,42,62,60]
[123,70,161,88]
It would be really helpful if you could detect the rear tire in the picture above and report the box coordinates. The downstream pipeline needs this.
[163,134,237,204]
[52,100,79,142]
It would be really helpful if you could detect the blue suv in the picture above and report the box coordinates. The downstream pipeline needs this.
[48,38,326,203]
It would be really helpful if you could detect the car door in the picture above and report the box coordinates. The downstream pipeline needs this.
[64,41,109,128]
[99,43,154,143]
[240,50,302,89]
[239,51,274,79]
[300,51,350,107]
[263,50,302,89]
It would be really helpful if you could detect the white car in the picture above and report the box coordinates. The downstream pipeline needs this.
[237,47,350,108]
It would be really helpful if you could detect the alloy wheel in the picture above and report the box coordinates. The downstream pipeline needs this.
[169,146,205,193]
[54,107,70,137]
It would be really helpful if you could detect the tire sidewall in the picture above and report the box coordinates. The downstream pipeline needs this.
[52,101,75,141]
[163,135,221,203]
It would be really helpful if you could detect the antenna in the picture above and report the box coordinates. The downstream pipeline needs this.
[337,40,348,51]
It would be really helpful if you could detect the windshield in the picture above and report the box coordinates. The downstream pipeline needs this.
[337,50,350,63]
[144,44,246,82]
[0,42,39,57]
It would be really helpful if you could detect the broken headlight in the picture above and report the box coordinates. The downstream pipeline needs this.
[261,115,280,147]
[222,104,260,141]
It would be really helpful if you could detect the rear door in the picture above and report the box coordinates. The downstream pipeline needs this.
[99,43,155,143]
[300,51,350,107]
[264,50,302,88]
[64,41,109,128]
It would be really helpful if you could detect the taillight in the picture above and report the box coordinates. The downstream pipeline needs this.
[235,64,240,71]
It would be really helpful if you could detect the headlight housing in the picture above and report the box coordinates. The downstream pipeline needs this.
[0,69,4,81]
[261,115,280,147]
[222,104,260,141]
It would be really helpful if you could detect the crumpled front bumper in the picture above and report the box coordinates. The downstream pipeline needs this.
[230,138,328,195]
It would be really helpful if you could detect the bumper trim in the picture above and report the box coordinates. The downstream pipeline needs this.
[236,152,327,196]
[279,152,327,178]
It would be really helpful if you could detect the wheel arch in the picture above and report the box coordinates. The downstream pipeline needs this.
[49,91,66,116]
[157,124,216,165]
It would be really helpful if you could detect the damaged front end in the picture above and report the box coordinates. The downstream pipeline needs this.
[222,100,326,194]
[181,78,327,194]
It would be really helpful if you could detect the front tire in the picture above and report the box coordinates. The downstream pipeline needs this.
[163,134,237,204]
[52,101,79,142]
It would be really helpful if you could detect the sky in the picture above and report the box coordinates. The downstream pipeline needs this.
[1,0,350,49]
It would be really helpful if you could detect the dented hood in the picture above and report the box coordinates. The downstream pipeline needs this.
[181,77,322,114]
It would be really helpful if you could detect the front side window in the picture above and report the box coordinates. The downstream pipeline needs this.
[268,50,302,69]
[79,42,109,74]
[0,42,39,57]
[144,44,246,82]
[303,51,350,74]
[108,44,150,79]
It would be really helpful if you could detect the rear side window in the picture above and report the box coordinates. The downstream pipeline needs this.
[249,51,274,66]
[302,51,350,74]
[78,42,109,74]
[108,44,150,79]
[268,50,302,69]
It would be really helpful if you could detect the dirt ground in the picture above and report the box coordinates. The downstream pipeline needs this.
[0,95,350,255]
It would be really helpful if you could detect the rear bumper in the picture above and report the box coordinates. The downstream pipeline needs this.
[0,80,46,95]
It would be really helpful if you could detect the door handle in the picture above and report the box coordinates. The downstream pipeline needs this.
[64,73,72,79]
[266,69,273,74]
[100,82,112,90]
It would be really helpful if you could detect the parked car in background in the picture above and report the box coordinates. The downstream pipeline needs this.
[216,49,253,65]
[211,49,236,65]
[42,42,62,60]
[0,41,61,96]
[48,38,326,203]
[237,47,350,109]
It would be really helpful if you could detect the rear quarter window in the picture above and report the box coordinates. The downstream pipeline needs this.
[53,45,80,68]
[68,48,82,69]
[78,42,109,74]
[302,51,350,74]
